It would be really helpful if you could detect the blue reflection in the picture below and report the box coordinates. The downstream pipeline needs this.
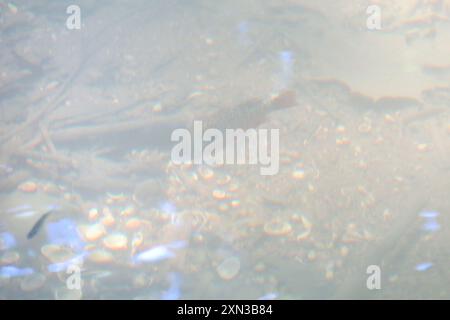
[0,232,17,250]
[418,210,441,233]
[276,50,294,90]
[14,210,37,219]
[237,20,251,46]
[27,249,37,258]
[422,219,440,232]
[47,252,86,273]
[6,204,32,214]
[419,211,440,219]
[133,240,188,264]
[161,272,181,300]
[46,218,85,251]
[258,292,278,300]
[159,200,180,225]
[415,262,433,272]
[160,201,176,214]
[134,245,175,264]
[280,50,294,75]
[0,266,34,278]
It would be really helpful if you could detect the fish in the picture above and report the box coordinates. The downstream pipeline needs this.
[26,210,53,240]
[202,90,298,132]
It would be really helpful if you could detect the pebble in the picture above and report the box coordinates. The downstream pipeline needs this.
[20,273,46,292]
[264,219,292,236]
[216,256,241,281]
[102,233,128,251]
[292,169,306,180]
[78,223,106,242]
[0,251,20,265]
[88,250,114,264]
[41,244,76,263]
[18,181,38,193]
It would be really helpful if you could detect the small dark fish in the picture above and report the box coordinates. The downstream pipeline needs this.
[27,210,52,240]
[203,90,298,131]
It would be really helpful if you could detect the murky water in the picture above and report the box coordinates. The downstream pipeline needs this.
[1,0,450,299]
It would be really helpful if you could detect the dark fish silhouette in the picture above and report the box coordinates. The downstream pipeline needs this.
[27,210,52,240]
[203,90,298,131]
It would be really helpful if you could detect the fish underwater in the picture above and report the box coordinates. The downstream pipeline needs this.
[201,90,298,132]
[25,204,62,240]
[26,210,53,240]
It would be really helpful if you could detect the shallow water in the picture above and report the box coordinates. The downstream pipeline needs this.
[1,0,450,299]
